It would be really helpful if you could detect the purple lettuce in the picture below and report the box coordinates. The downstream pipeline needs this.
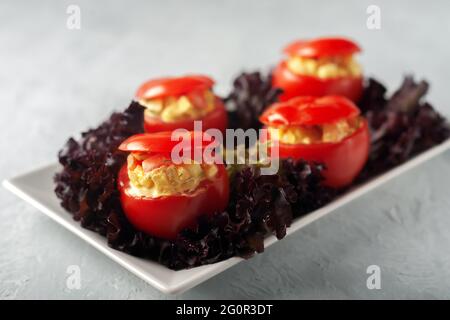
[54,75,450,270]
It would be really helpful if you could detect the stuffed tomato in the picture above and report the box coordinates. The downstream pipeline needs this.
[260,95,370,188]
[135,75,227,133]
[272,37,363,102]
[117,132,229,240]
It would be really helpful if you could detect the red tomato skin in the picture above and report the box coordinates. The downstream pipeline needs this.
[283,38,361,58]
[143,98,228,134]
[259,95,360,127]
[136,75,214,100]
[273,120,370,188]
[272,61,363,102]
[118,163,229,240]
[119,131,216,154]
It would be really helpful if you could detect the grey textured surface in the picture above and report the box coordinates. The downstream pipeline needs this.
[1,0,450,299]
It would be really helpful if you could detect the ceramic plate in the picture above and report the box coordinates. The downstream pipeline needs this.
[3,138,450,294]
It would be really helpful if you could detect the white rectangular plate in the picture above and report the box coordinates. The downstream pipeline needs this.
[3,139,450,294]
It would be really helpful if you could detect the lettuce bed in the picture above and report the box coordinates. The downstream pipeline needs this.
[54,74,450,270]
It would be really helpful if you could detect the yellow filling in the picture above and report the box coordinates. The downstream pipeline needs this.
[268,117,361,144]
[139,90,216,123]
[127,154,218,198]
[286,55,361,79]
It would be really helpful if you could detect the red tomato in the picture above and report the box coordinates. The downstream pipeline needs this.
[117,132,229,240]
[260,96,370,188]
[143,97,228,133]
[118,163,229,240]
[275,121,370,187]
[135,75,214,100]
[272,37,363,102]
[135,75,228,133]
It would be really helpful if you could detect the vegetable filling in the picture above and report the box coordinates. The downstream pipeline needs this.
[286,55,361,79]
[127,153,218,197]
[139,90,216,123]
[268,116,362,144]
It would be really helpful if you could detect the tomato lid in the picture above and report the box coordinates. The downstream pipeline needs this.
[119,131,219,154]
[283,37,361,58]
[259,96,361,126]
[135,75,214,100]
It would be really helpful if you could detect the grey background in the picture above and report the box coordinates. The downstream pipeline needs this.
[1,0,450,299]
